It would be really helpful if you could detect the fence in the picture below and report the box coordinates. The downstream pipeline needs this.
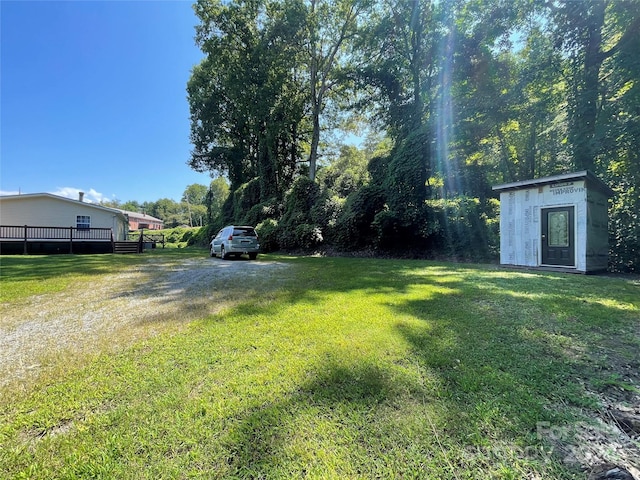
[127,230,165,248]
[0,225,114,254]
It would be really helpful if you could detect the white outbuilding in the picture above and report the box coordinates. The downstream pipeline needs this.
[492,171,614,273]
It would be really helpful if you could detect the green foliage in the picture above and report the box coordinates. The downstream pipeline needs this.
[281,177,321,224]
[609,173,640,273]
[277,177,324,250]
[427,197,500,260]
[318,145,369,198]
[147,198,188,228]
[182,184,208,206]
[186,0,639,266]
[370,209,402,249]
[255,218,279,252]
[181,229,195,243]
[334,185,385,249]
[165,227,190,245]
[368,128,433,251]
[242,198,283,227]
[367,155,389,185]
[189,0,307,194]
[192,224,219,247]
[293,223,324,250]
[207,177,230,224]
[384,128,430,214]
[119,200,142,212]
[221,178,262,225]
[309,193,342,243]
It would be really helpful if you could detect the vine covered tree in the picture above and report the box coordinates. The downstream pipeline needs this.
[187,0,640,271]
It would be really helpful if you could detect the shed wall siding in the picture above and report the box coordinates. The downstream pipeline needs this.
[499,180,588,271]
[585,189,609,271]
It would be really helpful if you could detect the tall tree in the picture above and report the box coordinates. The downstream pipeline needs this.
[188,0,307,198]
[354,0,436,141]
[305,0,370,180]
[552,0,640,172]
[182,184,208,207]
[206,177,230,223]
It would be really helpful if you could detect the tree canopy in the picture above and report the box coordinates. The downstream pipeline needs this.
[187,0,640,272]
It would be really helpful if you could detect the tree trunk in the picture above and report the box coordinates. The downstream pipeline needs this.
[309,104,321,181]
[571,0,605,172]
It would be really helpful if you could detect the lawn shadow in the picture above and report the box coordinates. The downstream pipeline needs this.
[389,267,640,468]
[223,355,416,477]
[212,257,638,475]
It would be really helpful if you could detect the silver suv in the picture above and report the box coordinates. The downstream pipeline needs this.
[210,225,260,260]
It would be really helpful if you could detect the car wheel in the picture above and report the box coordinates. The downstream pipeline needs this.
[210,246,216,257]
[249,253,257,260]
[221,246,228,259]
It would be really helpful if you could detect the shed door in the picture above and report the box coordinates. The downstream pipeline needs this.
[541,206,575,266]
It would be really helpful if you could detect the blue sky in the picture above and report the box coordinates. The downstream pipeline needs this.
[1,0,213,204]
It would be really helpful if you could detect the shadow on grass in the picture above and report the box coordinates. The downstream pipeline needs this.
[224,356,413,477]
[0,248,210,283]
[218,257,639,476]
[4,254,637,476]
[0,253,148,282]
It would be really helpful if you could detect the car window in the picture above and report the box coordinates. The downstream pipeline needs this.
[233,227,256,237]
[215,230,223,239]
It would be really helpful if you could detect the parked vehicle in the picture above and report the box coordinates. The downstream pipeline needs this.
[210,225,260,260]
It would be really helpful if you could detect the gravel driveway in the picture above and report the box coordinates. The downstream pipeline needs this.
[0,257,291,389]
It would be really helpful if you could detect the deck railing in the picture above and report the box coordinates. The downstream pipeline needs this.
[127,231,165,248]
[0,225,114,254]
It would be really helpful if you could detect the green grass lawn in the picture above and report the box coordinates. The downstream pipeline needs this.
[1,251,638,478]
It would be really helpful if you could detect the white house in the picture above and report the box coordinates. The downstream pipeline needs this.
[0,192,129,254]
[492,171,614,273]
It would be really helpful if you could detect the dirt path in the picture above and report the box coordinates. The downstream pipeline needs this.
[0,257,291,389]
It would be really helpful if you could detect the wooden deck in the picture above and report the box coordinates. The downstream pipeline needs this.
[1,225,116,254]
[0,225,165,254]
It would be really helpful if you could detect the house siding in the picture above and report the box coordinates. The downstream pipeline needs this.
[0,195,128,241]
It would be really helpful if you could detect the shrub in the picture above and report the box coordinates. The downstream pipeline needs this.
[383,129,430,218]
[334,185,385,250]
[181,229,195,243]
[256,218,279,252]
[278,177,324,250]
[221,178,262,225]
[242,199,283,227]
[191,225,217,247]
[294,224,324,250]
[166,228,184,244]
[371,207,434,251]
[280,177,320,226]
[310,194,343,243]
[426,197,499,260]
[609,182,639,272]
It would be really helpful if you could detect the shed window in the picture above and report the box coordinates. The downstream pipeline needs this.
[76,215,91,230]
[547,211,569,247]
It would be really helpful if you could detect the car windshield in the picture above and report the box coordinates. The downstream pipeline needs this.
[233,228,256,237]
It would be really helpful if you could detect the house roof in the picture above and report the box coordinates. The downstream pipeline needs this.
[118,209,163,223]
[0,193,129,221]
[492,170,615,197]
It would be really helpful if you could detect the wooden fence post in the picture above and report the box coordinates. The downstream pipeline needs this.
[69,226,73,254]
[138,227,144,253]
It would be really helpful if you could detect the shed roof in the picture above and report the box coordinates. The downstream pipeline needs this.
[492,170,614,197]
